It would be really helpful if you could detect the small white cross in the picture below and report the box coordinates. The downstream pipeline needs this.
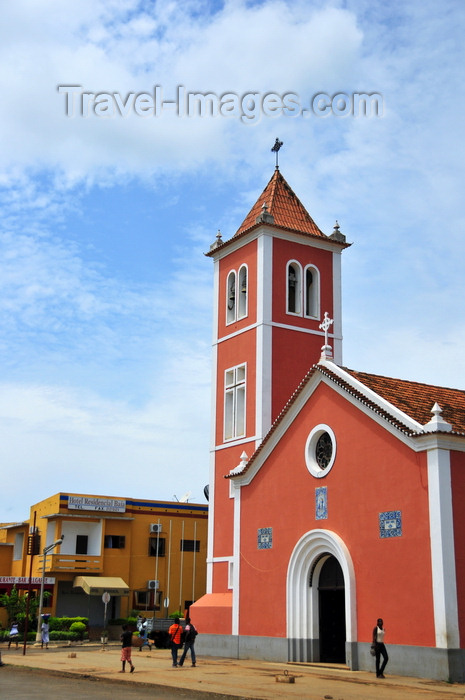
[319,312,333,346]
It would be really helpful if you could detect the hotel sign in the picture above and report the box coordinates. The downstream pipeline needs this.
[0,576,55,585]
[68,496,126,513]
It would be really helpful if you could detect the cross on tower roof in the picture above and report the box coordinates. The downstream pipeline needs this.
[271,138,283,168]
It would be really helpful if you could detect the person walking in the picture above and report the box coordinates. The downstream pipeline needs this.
[41,614,50,649]
[8,619,19,649]
[168,617,183,667]
[119,624,135,673]
[372,617,388,678]
[178,617,198,667]
[137,616,151,651]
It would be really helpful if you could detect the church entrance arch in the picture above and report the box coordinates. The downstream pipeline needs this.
[287,530,356,665]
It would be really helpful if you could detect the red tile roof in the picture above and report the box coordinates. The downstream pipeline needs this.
[227,364,465,479]
[235,168,326,237]
[343,368,465,434]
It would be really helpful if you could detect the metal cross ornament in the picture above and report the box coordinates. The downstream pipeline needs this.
[319,312,334,346]
[271,138,283,167]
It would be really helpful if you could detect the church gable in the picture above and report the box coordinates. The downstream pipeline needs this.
[229,360,465,484]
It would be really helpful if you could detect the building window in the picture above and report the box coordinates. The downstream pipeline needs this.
[305,424,337,478]
[148,537,166,557]
[224,364,246,440]
[287,261,302,314]
[287,261,320,318]
[238,265,248,319]
[304,265,319,318]
[133,590,162,610]
[13,533,24,560]
[104,535,125,549]
[226,270,236,324]
[180,539,200,552]
[76,535,88,555]
[227,266,248,323]
[228,560,234,589]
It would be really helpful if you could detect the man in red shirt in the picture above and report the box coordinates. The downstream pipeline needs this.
[168,617,183,667]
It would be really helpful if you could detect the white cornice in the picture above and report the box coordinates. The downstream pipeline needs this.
[216,320,340,345]
[208,225,348,261]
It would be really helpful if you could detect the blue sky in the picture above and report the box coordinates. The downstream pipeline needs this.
[1,0,464,523]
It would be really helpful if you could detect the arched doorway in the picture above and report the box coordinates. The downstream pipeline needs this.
[318,556,346,663]
[287,529,356,666]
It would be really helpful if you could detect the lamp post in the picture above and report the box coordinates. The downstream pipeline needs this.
[35,537,63,643]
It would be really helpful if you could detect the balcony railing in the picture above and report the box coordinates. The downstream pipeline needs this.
[41,553,103,573]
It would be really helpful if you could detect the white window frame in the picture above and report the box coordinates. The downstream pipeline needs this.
[226,266,248,324]
[305,424,337,478]
[304,264,320,319]
[224,363,246,441]
[286,260,302,315]
[237,264,248,319]
[226,270,236,324]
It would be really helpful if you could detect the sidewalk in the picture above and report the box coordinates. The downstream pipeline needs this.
[1,643,465,700]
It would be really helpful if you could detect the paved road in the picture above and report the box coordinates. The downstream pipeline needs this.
[0,666,239,700]
[2,644,465,700]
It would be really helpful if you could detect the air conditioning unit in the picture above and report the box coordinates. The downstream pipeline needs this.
[147,579,159,590]
[150,523,162,534]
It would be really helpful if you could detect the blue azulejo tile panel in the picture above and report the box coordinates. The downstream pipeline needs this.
[379,510,402,538]
[315,486,328,520]
[257,527,272,549]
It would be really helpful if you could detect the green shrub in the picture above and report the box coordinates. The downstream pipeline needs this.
[48,617,88,631]
[109,616,137,626]
[49,631,81,641]
[69,621,86,640]
[168,610,183,619]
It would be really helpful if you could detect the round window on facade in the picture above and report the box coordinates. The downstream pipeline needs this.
[305,424,336,478]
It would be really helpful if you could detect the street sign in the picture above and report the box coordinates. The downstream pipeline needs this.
[102,591,111,604]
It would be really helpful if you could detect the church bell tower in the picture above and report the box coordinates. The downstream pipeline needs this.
[191,160,350,635]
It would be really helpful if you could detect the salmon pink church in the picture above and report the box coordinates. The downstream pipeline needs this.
[190,162,465,682]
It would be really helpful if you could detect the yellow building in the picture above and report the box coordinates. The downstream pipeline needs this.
[0,492,208,627]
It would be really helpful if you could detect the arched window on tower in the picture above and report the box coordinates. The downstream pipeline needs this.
[304,265,319,318]
[238,265,248,319]
[287,261,302,314]
[226,270,236,324]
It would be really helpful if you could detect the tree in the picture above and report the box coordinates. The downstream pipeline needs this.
[0,586,49,630]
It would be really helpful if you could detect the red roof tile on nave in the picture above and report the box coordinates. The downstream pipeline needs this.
[344,368,465,434]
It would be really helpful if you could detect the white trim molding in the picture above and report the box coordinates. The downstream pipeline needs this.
[427,446,460,648]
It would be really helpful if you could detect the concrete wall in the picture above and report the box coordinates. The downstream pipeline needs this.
[196,634,465,683]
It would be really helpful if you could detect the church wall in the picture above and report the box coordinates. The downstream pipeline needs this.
[214,330,257,446]
[212,447,240,557]
[237,381,436,647]
[212,560,230,592]
[450,449,465,647]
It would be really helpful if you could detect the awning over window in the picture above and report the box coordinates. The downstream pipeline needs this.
[73,576,129,596]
